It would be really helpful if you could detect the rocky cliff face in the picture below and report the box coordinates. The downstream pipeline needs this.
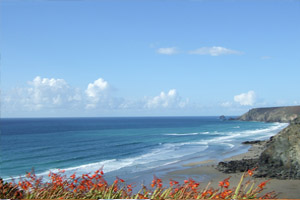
[217,108,300,179]
[237,106,300,122]
[257,117,300,179]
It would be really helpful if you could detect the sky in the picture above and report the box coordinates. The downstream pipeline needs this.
[1,0,300,118]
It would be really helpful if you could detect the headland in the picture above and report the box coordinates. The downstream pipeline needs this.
[165,105,300,198]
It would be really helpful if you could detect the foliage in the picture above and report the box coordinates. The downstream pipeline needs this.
[0,178,23,199]
[0,168,276,199]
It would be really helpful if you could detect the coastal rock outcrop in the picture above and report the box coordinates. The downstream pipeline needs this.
[237,106,300,123]
[256,117,300,179]
[217,159,259,173]
[217,117,300,179]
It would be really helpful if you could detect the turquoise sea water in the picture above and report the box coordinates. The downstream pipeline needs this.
[0,117,288,183]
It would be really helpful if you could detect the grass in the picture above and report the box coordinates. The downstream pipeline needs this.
[0,168,276,199]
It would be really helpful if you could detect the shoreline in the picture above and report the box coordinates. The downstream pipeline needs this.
[162,132,300,199]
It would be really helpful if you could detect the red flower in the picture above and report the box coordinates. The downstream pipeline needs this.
[70,173,76,179]
[114,179,118,184]
[248,169,254,176]
[219,181,224,187]
[258,180,269,189]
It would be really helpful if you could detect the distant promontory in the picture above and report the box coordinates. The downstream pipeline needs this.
[237,105,300,123]
[217,105,300,179]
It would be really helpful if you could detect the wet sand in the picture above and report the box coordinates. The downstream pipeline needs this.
[163,142,300,199]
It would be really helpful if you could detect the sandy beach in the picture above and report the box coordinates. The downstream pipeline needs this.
[163,142,300,199]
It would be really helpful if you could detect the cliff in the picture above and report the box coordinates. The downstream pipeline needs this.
[237,106,300,122]
[217,106,300,179]
[257,117,300,179]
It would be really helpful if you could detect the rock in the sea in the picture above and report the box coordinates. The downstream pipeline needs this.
[219,115,226,121]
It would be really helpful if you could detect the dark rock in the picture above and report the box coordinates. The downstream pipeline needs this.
[217,117,300,179]
[242,140,262,145]
[216,159,259,174]
[255,117,300,179]
[219,115,226,121]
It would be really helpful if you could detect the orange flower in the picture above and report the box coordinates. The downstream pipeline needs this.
[113,186,118,192]
[79,185,85,190]
[219,181,224,187]
[70,173,76,179]
[192,183,199,189]
[207,189,213,196]
[258,180,269,189]
[248,169,254,176]
[98,183,104,187]
[224,180,230,188]
[26,172,31,178]
[100,170,104,175]
[156,178,162,184]
[220,177,230,188]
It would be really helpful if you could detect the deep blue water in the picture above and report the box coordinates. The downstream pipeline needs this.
[0,117,288,182]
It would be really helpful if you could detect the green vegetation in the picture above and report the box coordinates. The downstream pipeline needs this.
[1,168,276,199]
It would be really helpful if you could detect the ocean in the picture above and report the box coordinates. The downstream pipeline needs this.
[0,117,288,183]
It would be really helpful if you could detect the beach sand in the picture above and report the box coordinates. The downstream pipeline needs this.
[163,142,300,199]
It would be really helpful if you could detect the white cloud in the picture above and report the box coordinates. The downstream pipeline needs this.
[145,89,188,109]
[3,76,193,116]
[85,78,110,109]
[3,76,82,111]
[189,46,242,56]
[86,78,109,98]
[157,47,178,55]
[234,91,256,106]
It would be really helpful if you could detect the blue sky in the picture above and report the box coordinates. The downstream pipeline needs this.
[1,0,300,117]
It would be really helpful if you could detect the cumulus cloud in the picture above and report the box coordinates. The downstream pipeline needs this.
[2,76,192,116]
[234,91,256,106]
[85,78,111,109]
[157,47,178,55]
[189,46,242,56]
[3,76,82,111]
[86,78,109,98]
[145,89,188,109]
